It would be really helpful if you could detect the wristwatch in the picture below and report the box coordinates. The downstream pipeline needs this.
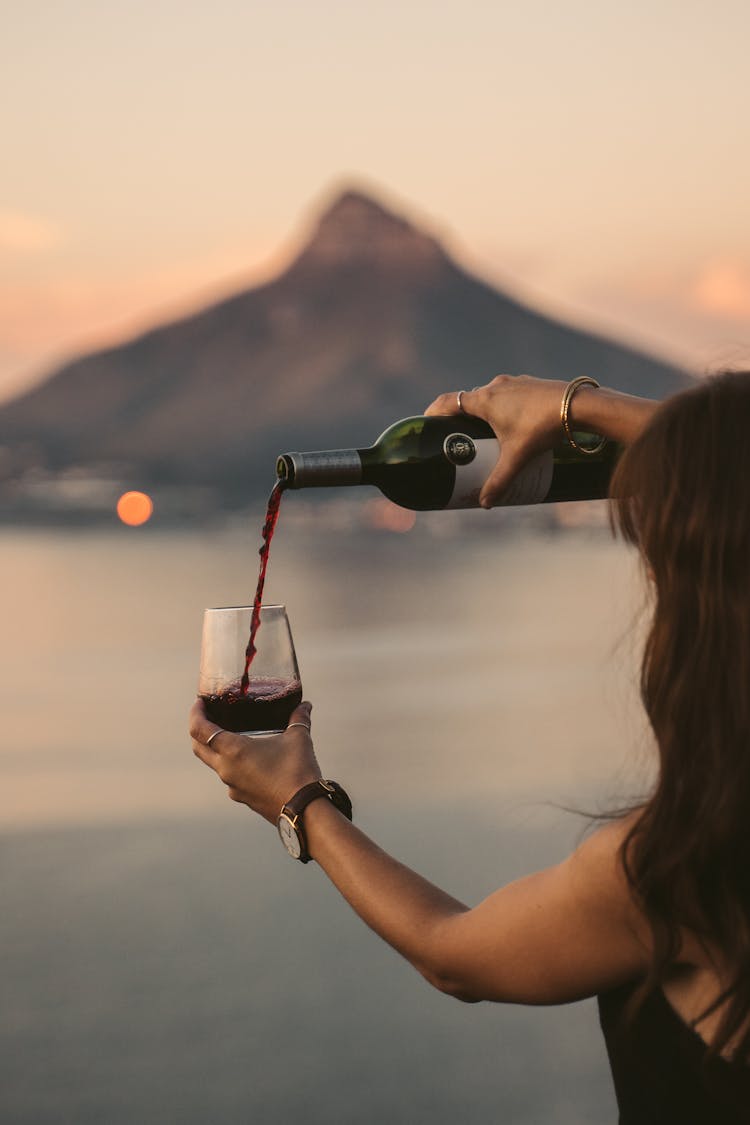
[277,779,353,863]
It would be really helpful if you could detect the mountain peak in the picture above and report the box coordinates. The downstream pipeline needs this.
[293,187,448,274]
[318,188,409,230]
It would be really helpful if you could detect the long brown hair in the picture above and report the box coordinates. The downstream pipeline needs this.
[610,370,750,1065]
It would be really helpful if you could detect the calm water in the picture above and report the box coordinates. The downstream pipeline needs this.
[0,511,652,1122]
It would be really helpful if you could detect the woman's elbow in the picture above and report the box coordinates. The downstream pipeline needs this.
[417,918,484,1002]
[421,965,482,1003]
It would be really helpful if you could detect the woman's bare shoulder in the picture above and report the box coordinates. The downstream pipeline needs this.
[576,812,720,972]
[566,811,650,942]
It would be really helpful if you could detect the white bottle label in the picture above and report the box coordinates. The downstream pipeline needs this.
[446,438,553,509]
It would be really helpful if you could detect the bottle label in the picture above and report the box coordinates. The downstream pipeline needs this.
[447,440,554,508]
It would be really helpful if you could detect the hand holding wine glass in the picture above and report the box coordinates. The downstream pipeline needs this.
[189,697,321,823]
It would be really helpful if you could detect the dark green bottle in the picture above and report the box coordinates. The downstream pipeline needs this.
[276,415,618,511]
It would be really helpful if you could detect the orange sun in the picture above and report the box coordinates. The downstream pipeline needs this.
[116,491,154,526]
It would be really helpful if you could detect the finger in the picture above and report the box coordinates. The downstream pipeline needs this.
[423,391,463,417]
[286,700,313,731]
[478,442,527,509]
[192,739,219,770]
[189,698,226,748]
[424,388,485,419]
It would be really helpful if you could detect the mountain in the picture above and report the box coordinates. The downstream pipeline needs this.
[0,188,691,516]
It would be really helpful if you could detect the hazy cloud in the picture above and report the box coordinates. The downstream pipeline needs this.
[690,260,750,321]
[0,210,65,253]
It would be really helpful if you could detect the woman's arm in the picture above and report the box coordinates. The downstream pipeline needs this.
[561,383,659,446]
[425,375,659,508]
[190,700,651,1006]
[304,800,650,1004]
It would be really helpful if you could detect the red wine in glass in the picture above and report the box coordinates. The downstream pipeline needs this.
[202,679,303,733]
[199,604,301,735]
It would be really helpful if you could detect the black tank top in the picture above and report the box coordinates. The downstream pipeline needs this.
[598,982,750,1123]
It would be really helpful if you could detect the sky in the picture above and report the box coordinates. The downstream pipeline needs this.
[2,0,750,403]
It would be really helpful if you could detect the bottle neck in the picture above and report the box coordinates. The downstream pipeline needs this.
[276,449,363,489]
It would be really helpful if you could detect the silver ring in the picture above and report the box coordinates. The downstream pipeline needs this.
[287,722,311,732]
[456,390,467,413]
[206,728,224,746]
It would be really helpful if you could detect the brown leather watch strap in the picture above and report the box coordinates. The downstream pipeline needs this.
[316,779,353,822]
[284,779,352,820]
[280,780,353,863]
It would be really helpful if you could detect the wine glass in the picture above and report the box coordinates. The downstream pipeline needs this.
[199,604,302,735]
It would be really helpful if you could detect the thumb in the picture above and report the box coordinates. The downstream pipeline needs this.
[478,441,528,508]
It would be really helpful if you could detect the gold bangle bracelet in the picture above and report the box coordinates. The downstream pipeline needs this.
[560,377,608,455]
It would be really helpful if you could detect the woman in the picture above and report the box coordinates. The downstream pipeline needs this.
[190,372,750,1122]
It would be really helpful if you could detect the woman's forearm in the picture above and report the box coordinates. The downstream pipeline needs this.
[569,385,659,446]
[304,798,472,996]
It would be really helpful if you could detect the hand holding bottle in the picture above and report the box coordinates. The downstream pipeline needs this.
[425,375,660,508]
[277,375,655,511]
[425,375,567,508]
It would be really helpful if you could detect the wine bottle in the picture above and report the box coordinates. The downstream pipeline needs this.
[276,416,618,511]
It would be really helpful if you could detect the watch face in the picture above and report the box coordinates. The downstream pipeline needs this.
[277,814,302,859]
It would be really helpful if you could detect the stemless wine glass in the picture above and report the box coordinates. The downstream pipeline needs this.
[199,605,302,735]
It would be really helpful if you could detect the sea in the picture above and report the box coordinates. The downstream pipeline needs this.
[0,502,654,1123]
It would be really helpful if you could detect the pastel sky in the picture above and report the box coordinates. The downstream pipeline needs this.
[2,0,750,403]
